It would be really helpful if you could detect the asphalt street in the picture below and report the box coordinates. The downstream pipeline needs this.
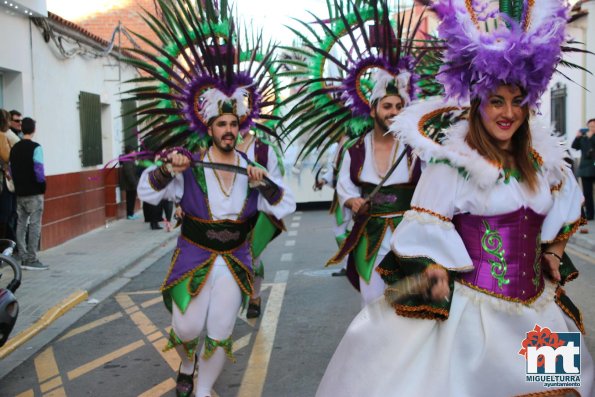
[0,210,594,397]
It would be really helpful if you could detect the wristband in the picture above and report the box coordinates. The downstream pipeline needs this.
[543,251,563,262]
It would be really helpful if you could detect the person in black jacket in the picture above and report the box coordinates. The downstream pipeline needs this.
[119,145,140,219]
[9,117,47,270]
[572,118,595,222]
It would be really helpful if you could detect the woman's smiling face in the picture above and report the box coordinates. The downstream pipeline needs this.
[479,85,528,149]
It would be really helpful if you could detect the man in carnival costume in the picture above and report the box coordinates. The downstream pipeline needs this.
[234,53,294,319]
[281,0,437,306]
[125,1,295,396]
[316,0,593,395]
[237,126,294,318]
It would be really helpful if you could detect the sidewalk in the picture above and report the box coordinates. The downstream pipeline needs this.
[0,215,177,362]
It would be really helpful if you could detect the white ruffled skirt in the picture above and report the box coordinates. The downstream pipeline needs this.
[316,282,594,397]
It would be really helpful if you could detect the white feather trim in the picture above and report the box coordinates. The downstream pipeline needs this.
[369,69,412,106]
[389,97,570,189]
[526,0,569,34]
[231,87,249,118]
[528,116,568,186]
[200,87,250,121]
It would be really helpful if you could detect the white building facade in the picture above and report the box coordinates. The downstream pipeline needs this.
[0,1,139,248]
[538,1,595,146]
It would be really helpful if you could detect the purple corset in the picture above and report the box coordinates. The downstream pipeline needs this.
[453,207,546,303]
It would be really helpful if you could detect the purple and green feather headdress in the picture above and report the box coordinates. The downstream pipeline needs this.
[121,0,282,152]
[433,0,588,107]
[279,0,441,164]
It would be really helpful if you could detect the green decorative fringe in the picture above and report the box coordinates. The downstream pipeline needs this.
[203,335,235,362]
[163,329,200,360]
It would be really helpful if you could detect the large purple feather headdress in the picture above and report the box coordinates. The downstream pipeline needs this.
[434,0,569,107]
[121,0,281,152]
[278,0,441,165]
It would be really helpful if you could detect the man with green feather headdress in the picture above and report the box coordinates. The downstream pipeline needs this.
[281,0,438,306]
[127,1,295,396]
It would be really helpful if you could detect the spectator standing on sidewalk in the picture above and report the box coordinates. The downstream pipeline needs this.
[119,145,140,220]
[141,158,164,231]
[10,117,47,270]
[572,118,595,228]
[160,199,174,232]
[0,109,19,240]
[9,110,23,139]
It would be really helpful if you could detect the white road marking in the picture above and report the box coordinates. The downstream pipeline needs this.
[281,253,293,262]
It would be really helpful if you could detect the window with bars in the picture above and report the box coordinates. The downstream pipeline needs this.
[550,82,567,137]
[79,91,103,166]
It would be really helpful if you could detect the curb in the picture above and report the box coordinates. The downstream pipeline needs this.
[0,233,178,360]
[0,290,88,359]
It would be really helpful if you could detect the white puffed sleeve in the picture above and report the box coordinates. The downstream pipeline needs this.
[137,165,184,206]
[391,162,474,271]
[336,150,361,208]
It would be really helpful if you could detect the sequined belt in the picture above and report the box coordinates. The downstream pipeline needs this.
[453,207,546,303]
[181,215,254,253]
[360,183,415,216]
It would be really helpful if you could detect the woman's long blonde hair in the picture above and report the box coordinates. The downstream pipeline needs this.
[465,98,538,192]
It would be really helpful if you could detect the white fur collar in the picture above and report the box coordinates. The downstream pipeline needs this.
[389,97,568,189]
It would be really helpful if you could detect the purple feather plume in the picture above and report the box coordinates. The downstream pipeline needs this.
[434,0,569,107]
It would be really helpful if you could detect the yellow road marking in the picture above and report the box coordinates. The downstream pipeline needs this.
[125,306,140,315]
[0,290,88,359]
[40,376,62,393]
[233,333,252,353]
[152,337,179,371]
[125,290,160,295]
[140,296,163,309]
[115,293,135,310]
[43,387,66,397]
[237,272,288,397]
[67,339,145,381]
[15,390,34,397]
[129,310,159,336]
[117,293,180,371]
[59,312,124,341]
[566,247,595,265]
[35,347,60,383]
[138,378,176,397]
[148,330,162,342]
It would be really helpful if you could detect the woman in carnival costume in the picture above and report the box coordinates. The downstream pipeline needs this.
[316,0,594,396]
[124,1,295,396]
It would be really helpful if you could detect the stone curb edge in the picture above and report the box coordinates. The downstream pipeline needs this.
[0,233,178,360]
